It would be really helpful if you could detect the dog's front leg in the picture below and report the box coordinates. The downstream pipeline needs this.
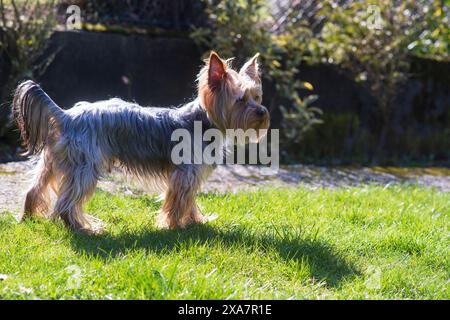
[158,165,207,229]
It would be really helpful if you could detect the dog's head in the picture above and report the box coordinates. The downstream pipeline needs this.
[198,51,270,142]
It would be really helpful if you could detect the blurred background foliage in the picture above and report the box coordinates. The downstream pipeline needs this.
[192,0,449,163]
[190,0,324,152]
[0,0,449,164]
[0,0,57,144]
[311,0,449,158]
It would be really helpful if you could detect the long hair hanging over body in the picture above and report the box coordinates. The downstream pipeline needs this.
[13,81,215,180]
[12,80,216,232]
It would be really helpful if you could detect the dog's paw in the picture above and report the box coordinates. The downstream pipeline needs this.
[84,214,106,235]
[194,213,218,224]
[155,215,176,230]
[204,213,218,222]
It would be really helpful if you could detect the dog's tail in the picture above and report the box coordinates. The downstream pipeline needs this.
[12,80,66,156]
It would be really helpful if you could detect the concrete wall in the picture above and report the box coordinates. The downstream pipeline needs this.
[39,31,203,108]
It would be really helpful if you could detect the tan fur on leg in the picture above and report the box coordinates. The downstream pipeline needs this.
[158,167,204,229]
[20,153,53,221]
[51,167,102,235]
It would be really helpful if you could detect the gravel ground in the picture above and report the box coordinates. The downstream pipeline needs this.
[1,160,449,214]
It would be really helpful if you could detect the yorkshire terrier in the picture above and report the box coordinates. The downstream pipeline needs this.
[12,51,270,234]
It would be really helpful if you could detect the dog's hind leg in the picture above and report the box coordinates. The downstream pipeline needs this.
[51,167,101,235]
[20,153,54,221]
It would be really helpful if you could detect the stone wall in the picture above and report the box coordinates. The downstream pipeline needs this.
[39,31,202,108]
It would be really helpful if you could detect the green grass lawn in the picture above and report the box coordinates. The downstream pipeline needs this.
[0,185,448,299]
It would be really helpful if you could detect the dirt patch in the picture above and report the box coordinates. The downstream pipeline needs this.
[1,160,449,214]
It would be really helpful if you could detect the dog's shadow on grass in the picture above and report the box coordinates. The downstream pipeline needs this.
[69,222,360,287]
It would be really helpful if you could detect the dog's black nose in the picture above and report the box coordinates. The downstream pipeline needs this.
[256,107,267,117]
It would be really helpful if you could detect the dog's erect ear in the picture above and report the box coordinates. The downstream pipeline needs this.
[208,51,227,90]
[239,53,260,84]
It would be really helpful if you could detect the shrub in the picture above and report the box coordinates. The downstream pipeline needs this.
[191,0,448,162]
[0,0,57,142]
[309,0,449,159]
[190,0,323,146]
